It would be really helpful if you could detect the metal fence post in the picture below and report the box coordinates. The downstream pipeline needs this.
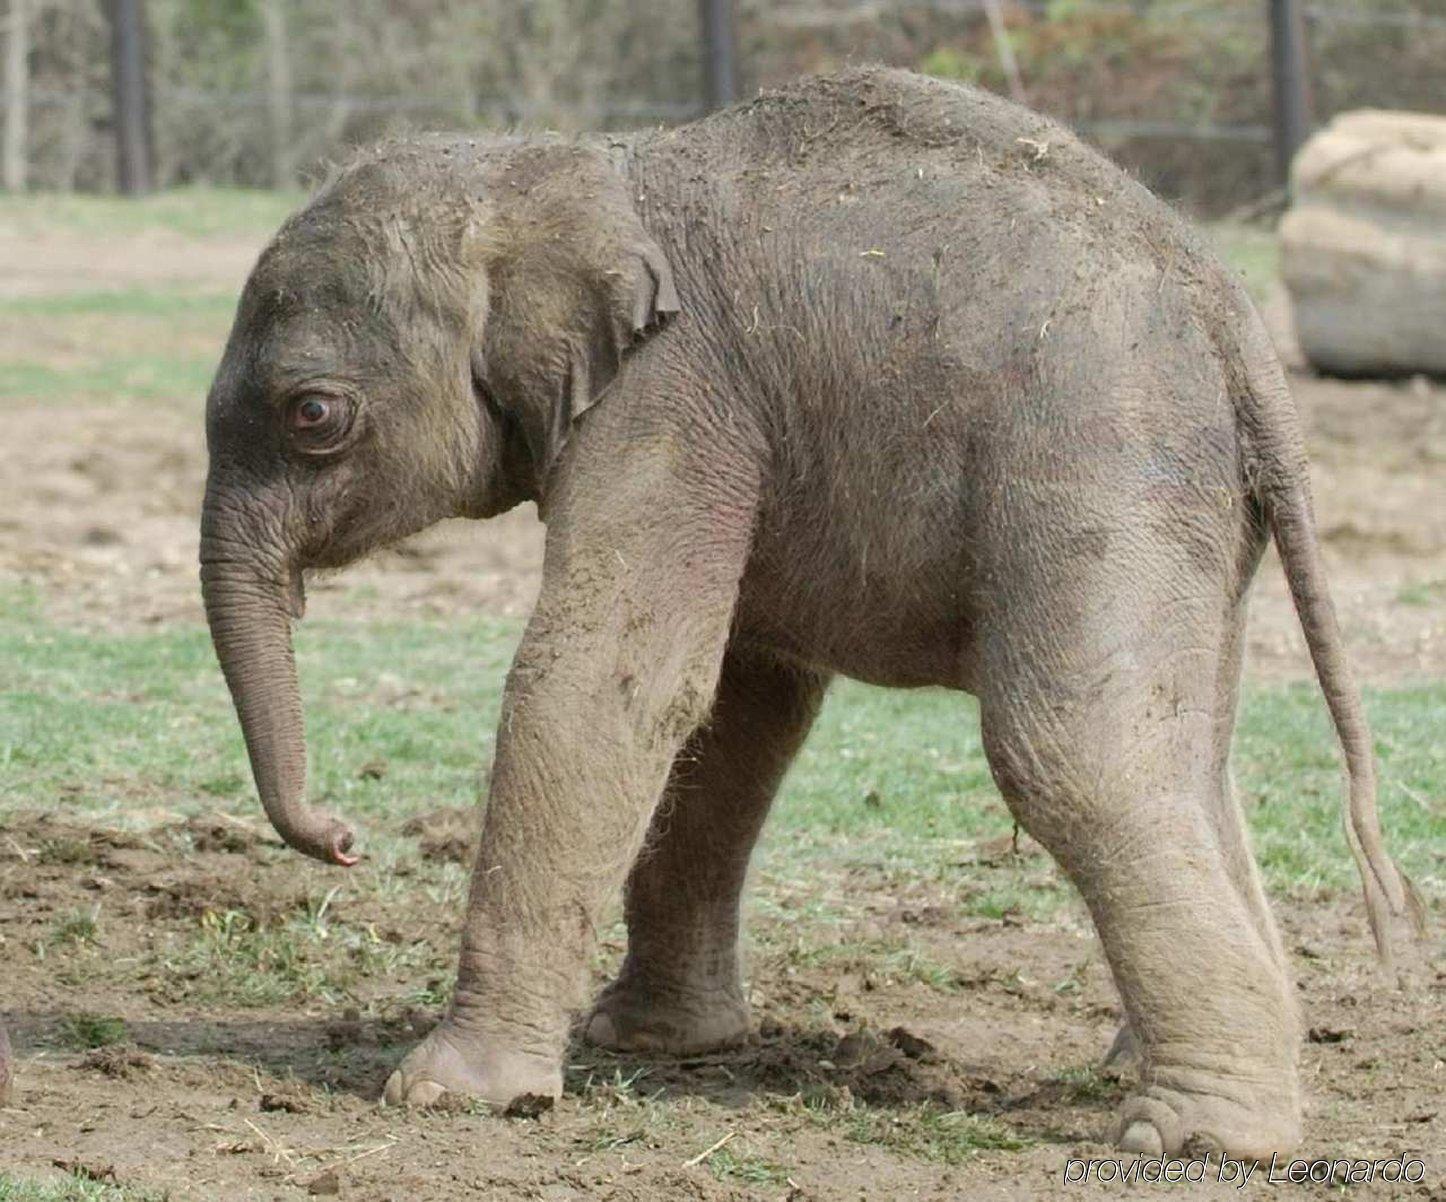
[1268,0,1313,186]
[111,0,152,195]
[2,0,28,191]
[698,0,737,111]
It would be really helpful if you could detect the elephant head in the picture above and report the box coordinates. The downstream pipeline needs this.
[200,138,678,865]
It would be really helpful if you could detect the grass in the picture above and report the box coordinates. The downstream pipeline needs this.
[707,1146,792,1185]
[0,353,221,406]
[151,903,442,1008]
[58,1015,128,1050]
[0,186,302,239]
[831,1102,1031,1162]
[1397,579,1446,608]
[1206,221,1281,302]
[0,1178,169,1202]
[0,284,238,411]
[0,289,239,320]
[1,586,1441,906]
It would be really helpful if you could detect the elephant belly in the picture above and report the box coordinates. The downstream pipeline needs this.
[734,525,981,691]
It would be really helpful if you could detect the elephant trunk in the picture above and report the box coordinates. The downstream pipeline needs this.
[200,528,358,868]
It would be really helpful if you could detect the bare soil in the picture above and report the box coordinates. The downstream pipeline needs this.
[1,815,1441,1200]
[2,231,1443,1198]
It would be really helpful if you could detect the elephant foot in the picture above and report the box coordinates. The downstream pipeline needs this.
[382,1020,561,1110]
[1114,1077,1301,1160]
[585,976,751,1055]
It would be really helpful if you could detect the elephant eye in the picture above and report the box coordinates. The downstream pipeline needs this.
[285,393,353,453]
[297,398,328,425]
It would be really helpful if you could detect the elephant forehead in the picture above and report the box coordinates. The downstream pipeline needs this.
[247,233,373,315]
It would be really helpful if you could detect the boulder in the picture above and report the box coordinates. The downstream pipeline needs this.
[1281,109,1446,377]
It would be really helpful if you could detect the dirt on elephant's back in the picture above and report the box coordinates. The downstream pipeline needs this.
[0,812,1440,1199]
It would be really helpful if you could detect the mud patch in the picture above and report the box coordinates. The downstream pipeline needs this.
[401,805,478,865]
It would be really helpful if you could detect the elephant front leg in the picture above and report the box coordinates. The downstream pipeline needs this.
[587,650,829,1055]
[383,474,755,1108]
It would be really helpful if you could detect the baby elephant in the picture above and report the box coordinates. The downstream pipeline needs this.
[199,68,1419,1156]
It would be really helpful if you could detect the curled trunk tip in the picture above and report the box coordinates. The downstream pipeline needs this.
[201,552,359,867]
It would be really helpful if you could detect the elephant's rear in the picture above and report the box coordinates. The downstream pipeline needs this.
[655,69,1276,689]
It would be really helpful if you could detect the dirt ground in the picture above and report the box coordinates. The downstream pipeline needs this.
[1,814,1442,1200]
[1,223,1443,1199]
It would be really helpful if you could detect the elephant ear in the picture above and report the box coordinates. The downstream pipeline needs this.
[472,143,680,479]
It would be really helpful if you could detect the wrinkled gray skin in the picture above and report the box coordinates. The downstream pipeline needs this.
[199,69,1421,1156]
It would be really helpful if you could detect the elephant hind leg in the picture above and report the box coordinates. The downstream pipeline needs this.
[1101,611,1286,1073]
[587,647,829,1055]
[1207,616,1290,975]
[978,583,1299,1159]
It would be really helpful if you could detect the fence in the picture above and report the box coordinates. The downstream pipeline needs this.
[1,0,1443,213]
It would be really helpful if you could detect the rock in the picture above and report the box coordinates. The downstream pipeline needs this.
[1281,109,1446,378]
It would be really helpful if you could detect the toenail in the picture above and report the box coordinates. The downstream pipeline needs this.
[1119,1120,1164,1156]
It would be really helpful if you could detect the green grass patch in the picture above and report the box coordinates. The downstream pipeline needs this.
[49,908,101,948]
[0,585,1441,907]
[707,1146,792,1185]
[0,1176,168,1202]
[0,282,238,410]
[1205,222,1280,302]
[0,186,302,239]
[0,288,238,321]
[832,1102,1030,1162]
[58,1014,128,1049]
[151,903,441,1008]
[0,586,517,824]
[1049,1064,1120,1104]
[1397,579,1446,608]
[0,354,219,406]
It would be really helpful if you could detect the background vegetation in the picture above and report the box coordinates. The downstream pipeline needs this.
[5,0,1445,211]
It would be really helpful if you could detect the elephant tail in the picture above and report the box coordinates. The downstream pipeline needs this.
[1232,305,1426,969]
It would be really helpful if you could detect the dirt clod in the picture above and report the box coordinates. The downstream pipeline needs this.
[401,806,477,863]
[885,1026,938,1061]
[306,1168,342,1195]
[502,1092,555,1119]
[259,1089,311,1114]
[51,1159,118,1183]
[183,816,269,857]
[80,1045,152,1079]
